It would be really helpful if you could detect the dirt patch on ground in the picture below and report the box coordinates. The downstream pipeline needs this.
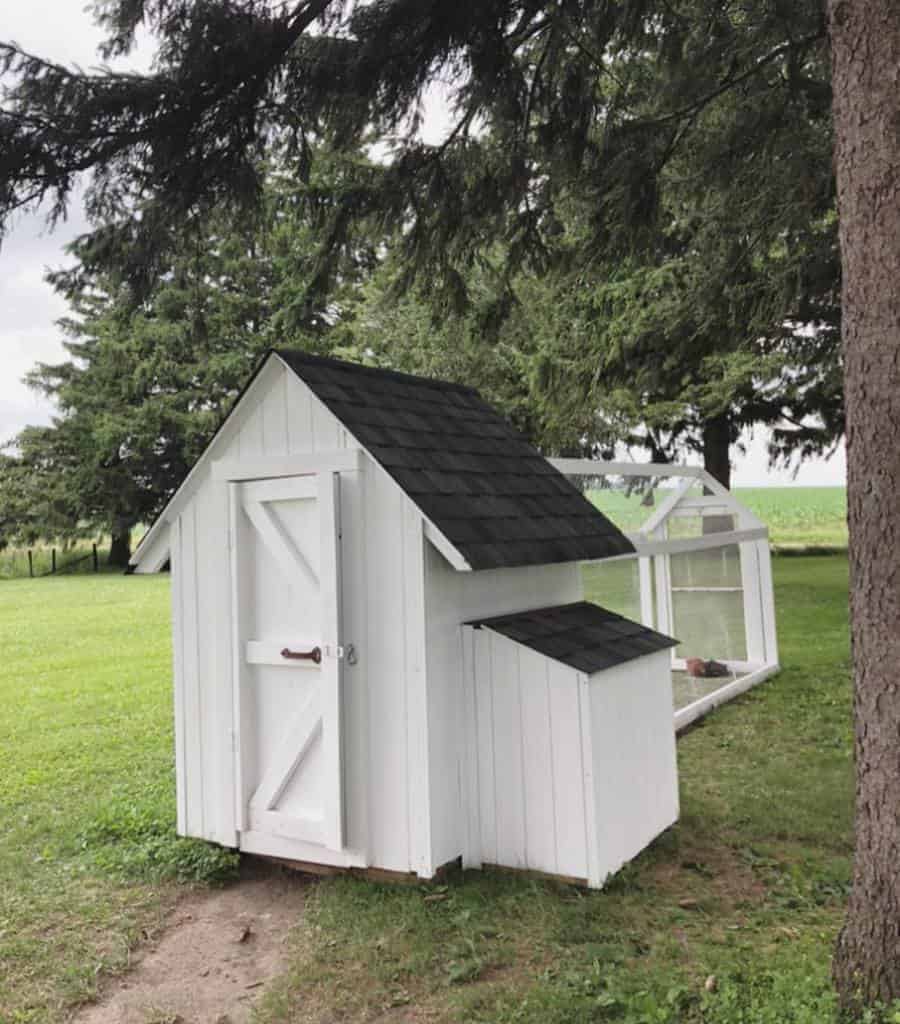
[74,861,310,1024]
[649,839,768,906]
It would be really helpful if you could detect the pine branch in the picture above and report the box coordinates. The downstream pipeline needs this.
[640,32,827,130]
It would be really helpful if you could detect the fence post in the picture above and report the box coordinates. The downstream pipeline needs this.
[51,548,56,575]
[92,543,99,573]
[27,550,33,578]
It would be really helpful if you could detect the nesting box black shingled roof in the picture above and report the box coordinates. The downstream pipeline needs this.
[467,601,678,672]
[278,349,635,571]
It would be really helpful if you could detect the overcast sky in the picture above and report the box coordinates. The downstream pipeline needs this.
[0,3,846,487]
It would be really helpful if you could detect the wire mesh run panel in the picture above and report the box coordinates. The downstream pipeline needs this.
[550,460,779,730]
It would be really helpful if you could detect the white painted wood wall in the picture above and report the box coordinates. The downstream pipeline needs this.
[423,545,583,871]
[460,634,678,887]
[139,352,679,882]
[160,356,454,875]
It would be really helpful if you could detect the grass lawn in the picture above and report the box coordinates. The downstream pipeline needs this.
[256,555,854,1023]
[1,557,853,1022]
[0,575,235,1024]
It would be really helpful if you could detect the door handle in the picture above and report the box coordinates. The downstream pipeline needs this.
[280,646,322,664]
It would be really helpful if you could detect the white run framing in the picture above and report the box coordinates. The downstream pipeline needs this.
[550,459,780,733]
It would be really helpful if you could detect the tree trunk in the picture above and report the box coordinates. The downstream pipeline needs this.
[700,415,734,533]
[108,528,131,567]
[829,0,900,1009]
[701,414,731,490]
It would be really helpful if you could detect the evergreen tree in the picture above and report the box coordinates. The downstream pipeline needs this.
[511,22,839,485]
[349,127,840,484]
[0,2,828,301]
[3,162,378,561]
[0,1,836,485]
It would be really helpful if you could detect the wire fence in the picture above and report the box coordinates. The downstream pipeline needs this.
[38,545,101,577]
[0,543,101,580]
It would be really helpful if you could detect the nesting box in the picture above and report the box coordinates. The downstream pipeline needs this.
[131,350,679,886]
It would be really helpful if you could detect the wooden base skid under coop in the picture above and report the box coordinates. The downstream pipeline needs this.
[252,856,649,890]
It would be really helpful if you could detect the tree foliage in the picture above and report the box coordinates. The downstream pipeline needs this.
[0,2,828,292]
[0,0,840,481]
[0,161,377,556]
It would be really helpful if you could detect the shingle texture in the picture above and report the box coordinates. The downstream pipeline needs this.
[468,601,678,673]
[276,349,634,571]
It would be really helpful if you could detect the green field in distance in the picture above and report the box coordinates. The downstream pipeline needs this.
[587,485,846,550]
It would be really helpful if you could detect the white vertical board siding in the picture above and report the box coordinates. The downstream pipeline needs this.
[586,648,679,884]
[423,545,582,871]
[460,625,482,869]
[236,401,264,458]
[174,499,205,839]
[465,633,678,886]
[518,647,558,872]
[577,676,601,887]
[362,464,414,872]
[283,366,316,455]
[548,660,589,879]
[333,429,370,865]
[172,359,406,867]
[193,476,236,846]
[169,358,284,841]
[170,517,188,835]
[464,627,590,879]
[403,505,432,876]
[490,635,527,869]
[473,625,497,867]
[229,481,254,833]
[421,547,464,871]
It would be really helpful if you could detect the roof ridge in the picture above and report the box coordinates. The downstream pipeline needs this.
[273,347,481,397]
[465,600,606,626]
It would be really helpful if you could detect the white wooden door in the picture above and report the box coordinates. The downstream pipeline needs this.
[230,472,344,852]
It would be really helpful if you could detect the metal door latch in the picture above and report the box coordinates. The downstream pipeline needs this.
[325,643,358,665]
[281,646,322,664]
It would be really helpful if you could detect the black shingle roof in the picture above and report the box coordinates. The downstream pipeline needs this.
[276,350,634,571]
[467,601,677,673]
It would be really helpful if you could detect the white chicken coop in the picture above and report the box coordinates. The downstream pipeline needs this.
[130,350,776,887]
